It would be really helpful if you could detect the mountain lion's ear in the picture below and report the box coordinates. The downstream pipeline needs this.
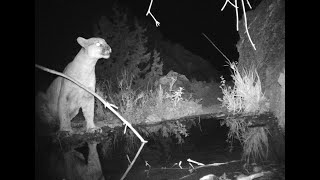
[77,37,87,47]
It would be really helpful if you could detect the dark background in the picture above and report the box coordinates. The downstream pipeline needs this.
[36,0,262,90]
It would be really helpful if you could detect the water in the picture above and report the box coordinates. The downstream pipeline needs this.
[35,118,243,180]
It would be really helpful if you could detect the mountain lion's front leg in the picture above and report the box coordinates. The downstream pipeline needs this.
[82,96,101,133]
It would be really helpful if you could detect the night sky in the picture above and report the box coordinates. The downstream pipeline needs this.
[36,0,261,88]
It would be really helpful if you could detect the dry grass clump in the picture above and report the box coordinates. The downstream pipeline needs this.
[218,60,266,114]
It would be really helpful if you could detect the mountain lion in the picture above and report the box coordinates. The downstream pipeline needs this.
[36,37,111,134]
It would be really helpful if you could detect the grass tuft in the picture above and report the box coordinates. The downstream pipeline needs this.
[218,60,266,114]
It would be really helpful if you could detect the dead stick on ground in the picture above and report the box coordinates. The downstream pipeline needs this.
[35,64,148,180]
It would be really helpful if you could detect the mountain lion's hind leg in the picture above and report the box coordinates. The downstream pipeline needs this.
[58,87,80,134]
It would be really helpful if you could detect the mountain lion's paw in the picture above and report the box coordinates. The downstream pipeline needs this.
[87,126,102,133]
[58,129,74,137]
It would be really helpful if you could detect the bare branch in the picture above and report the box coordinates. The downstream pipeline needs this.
[235,0,239,31]
[120,142,147,180]
[202,33,233,63]
[246,0,252,9]
[221,0,238,10]
[240,0,256,50]
[221,0,256,50]
[221,0,229,11]
[146,0,160,27]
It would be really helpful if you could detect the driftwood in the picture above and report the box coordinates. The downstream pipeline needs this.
[53,109,277,150]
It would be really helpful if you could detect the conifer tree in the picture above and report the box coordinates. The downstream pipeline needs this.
[93,5,162,91]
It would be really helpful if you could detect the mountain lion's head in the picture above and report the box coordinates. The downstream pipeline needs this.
[77,37,112,59]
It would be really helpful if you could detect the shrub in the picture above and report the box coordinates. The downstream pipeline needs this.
[218,60,266,114]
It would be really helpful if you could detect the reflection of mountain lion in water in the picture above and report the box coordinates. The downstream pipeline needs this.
[36,37,111,133]
[64,142,105,180]
[47,142,105,180]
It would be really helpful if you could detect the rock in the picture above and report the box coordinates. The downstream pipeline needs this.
[155,70,193,99]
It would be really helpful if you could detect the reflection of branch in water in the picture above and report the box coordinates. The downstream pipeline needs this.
[188,159,241,173]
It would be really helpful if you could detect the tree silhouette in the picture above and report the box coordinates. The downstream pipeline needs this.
[93,5,162,91]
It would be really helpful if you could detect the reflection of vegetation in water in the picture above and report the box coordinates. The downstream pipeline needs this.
[222,116,270,163]
[242,127,270,163]
[99,122,185,163]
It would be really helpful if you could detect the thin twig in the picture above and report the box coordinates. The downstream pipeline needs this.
[245,0,252,9]
[221,0,256,50]
[235,0,239,31]
[146,0,160,27]
[240,0,256,50]
[201,33,232,63]
[221,0,238,10]
[120,141,147,180]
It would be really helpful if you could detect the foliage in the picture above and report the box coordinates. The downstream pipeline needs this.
[218,60,267,114]
[93,6,162,90]
[135,49,163,90]
[222,117,270,163]
[95,69,203,154]
[103,70,203,124]
[242,126,270,163]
